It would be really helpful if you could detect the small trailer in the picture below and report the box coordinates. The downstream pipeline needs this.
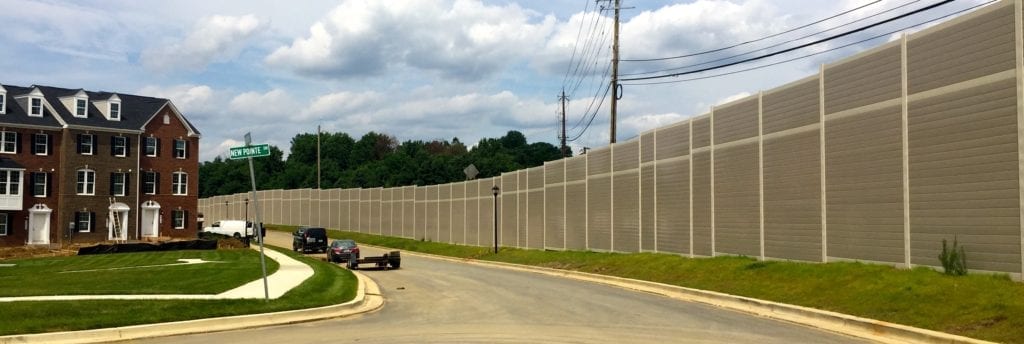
[347,251,401,270]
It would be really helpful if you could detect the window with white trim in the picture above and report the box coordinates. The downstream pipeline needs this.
[0,213,7,236]
[29,97,42,117]
[78,134,94,155]
[31,172,48,197]
[76,211,92,232]
[0,93,6,114]
[75,98,87,117]
[76,169,95,195]
[171,172,187,195]
[145,137,158,157]
[174,139,187,159]
[172,210,186,229]
[111,172,127,196]
[112,136,127,157]
[0,131,16,154]
[0,170,21,196]
[33,134,48,155]
[143,171,157,195]
[109,102,120,120]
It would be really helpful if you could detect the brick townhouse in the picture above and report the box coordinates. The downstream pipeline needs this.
[0,84,200,247]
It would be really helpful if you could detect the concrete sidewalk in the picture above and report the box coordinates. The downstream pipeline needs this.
[0,246,312,302]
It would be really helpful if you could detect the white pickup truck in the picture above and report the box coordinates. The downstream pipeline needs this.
[201,220,254,238]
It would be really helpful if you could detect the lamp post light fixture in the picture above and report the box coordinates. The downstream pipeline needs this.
[491,185,500,254]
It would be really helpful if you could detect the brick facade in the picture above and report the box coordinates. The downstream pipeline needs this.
[0,84,200,247]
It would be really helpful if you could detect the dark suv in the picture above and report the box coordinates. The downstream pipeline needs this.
[292,227,328,253]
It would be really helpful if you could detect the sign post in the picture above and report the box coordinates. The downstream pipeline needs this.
[231,134,270,301]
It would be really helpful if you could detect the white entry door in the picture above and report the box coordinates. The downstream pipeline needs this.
[27,204,52,245]
[141,208,159,237]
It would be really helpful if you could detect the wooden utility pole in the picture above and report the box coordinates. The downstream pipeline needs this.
[559,90,569,157]
[609,0,620,144]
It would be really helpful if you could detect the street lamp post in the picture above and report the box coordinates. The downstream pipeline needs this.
[224,201,229,220]
[491,185,499,254]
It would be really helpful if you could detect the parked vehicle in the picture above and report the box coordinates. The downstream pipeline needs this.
[327,239,360,263]
[347,251,401,270]
[292,227,328,253]
[201,220,254,239]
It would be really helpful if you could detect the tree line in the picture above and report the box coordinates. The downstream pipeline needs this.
[199,130,569,198]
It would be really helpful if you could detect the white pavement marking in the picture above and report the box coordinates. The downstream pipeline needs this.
[0,247,313,302]
[59,259,223,273]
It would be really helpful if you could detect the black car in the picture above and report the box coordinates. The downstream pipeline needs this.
[327,239,360,263]
[292,227,328,253]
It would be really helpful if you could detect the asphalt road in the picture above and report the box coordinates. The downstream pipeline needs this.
[131,231,867,344]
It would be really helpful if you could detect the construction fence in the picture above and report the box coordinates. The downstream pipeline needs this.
[202,0,1024,278]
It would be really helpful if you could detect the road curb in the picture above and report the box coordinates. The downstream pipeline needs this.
[368,245,993,344]
[0,271,383,344]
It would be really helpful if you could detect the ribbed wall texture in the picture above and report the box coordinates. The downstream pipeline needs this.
[201,1,1024,277]
[544,160,565,250]
[565,156,587,250]
[763,130,822,262]
[452,182,466,245]
[500,173,517,247]
[439,184,451,243]
[587,147,612,251]
[825,106,905,264]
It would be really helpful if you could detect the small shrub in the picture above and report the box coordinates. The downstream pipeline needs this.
[938,237,967,276]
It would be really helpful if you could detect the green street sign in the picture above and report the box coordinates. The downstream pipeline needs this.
[229,144,271,160]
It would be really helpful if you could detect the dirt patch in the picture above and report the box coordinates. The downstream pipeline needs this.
[0,246,79,260]
[217,238,248,250]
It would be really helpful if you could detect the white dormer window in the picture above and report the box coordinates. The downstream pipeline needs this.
[109,102,121,120]
[29,97,42,117]
[75,98,88,117]
[0,92,6,115]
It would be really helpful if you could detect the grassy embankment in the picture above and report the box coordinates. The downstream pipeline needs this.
[0,246,357,336]
[271,225,1024,343]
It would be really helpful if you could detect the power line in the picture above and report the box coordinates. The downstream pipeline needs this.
[621,0,953,82]
[620,0,884,62]
[561,0,593,87]
[621,0,996,86]
[620,0,924,77]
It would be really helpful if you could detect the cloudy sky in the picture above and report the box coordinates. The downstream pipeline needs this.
[0,0,990,162]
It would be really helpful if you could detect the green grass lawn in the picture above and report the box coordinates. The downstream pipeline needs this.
[273,225,1024,343]
[0,249,280,296]
[0,246,358,336]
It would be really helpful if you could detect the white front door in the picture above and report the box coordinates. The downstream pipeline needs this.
[27,204,52,245]
[141,208,159,237]
[28,212,49,245]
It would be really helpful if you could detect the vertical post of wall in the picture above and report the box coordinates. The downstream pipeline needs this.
[758,91,765,261]
[653,129,659,252]
[610,143,616,252]
[710,107,716,256]
[901,33,913,269]
[1015,0,1024,279]
[585,152,590,250]
[820,64,828,263]
[689,118,694,258]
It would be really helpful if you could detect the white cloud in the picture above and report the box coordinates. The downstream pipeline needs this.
[137,84,217,115]
[228,89,298,118]
[266,0,557,81]
[142,14,267,72]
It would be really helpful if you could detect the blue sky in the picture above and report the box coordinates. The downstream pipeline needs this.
[0,0,989,162]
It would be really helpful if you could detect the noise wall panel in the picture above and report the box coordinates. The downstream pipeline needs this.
[613,140,640,253]
[565,156,588,250]
[545,160,565,250]
[825,105,905,264]
[713,143,761,257]
[587,147,612,251]
[908,79,1021,273]
[824,44,902,115]
[763,130,822,262]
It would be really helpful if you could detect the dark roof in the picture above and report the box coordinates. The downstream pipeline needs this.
[0,85,64,128]
[1,84,201,135]
[0,157,24,169]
